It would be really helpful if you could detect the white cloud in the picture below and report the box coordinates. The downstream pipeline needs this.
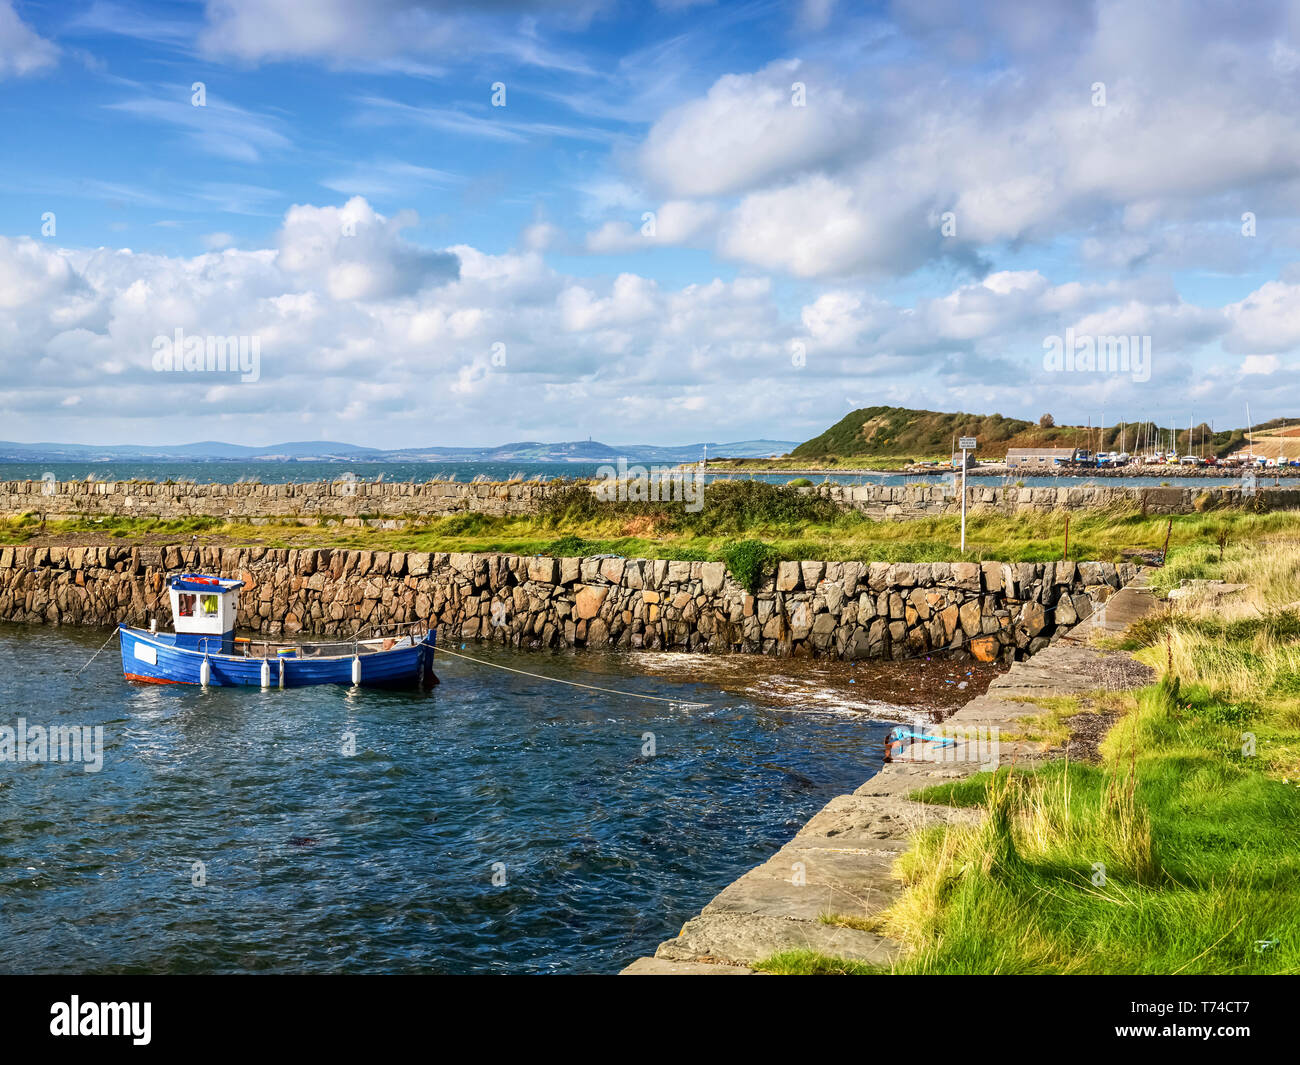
[1224,281,1300,354]
[638,60,861,199]
[0,237,81,309]
[275,197,457,300]
[719,174,922,278]
[198,0,607,69]
[619,2,1300,279]
[800,291,875,349]
[11,194,1300,445]
[106,92,292,163]
[0,0,57,78]
[797,0,836,32]
[520,221,561,252]
[1070,301,1225,351]
[1242,354,1281,375]
[320,160,462,201]
[0,200,802,442]
[585,200,719,252]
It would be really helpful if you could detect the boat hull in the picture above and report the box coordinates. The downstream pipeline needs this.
[119,627,437,689]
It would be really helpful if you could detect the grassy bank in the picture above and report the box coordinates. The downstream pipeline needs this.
[6,481,1300,569]
[772,537,1300,974]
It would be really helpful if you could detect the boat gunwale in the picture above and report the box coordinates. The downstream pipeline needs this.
[119,624,433,664]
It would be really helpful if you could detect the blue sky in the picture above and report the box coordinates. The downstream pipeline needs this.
[3,0,1300,448]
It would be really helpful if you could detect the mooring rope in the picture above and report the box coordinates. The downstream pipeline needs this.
[433,645,708,707]
[75,625,122,677]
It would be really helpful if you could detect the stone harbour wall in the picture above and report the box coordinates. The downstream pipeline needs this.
[0,478,552,520]
[0,543,1138,662]
[810,481,1300,518]
[3,478,1297,525]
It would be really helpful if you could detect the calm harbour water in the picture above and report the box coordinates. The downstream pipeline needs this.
[0,624,896,974]
[0,459,1253,489]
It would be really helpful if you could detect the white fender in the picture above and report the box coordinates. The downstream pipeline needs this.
[200,657,211,687]
[260,659,270,689]
[278,656,285,689]
[352,655,362,686]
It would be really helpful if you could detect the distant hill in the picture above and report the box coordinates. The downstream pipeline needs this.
[0,438,798,464]
[791,406,1039,459]
[790,405,1269,461]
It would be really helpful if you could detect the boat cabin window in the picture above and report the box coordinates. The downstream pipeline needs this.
[177,593,196,617]
[201,594,219,616]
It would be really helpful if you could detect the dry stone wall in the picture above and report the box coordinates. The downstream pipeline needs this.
[810,481,1297,517]
[0,543,1137,663]
[0,479,550,520]
[1,478,1294,524]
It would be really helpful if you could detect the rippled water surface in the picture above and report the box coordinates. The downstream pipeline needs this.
[0,624,901,973]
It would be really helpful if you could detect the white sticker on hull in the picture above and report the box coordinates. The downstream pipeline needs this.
[134,641,158,665]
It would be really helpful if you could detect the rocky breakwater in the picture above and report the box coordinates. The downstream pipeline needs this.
[0,545,1136,663]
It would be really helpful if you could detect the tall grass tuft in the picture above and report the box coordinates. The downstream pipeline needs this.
[874,539,1300,974]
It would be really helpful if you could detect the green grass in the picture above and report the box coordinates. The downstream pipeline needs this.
[10,495,1300,571]
[752,949,879,975]
[993,691,1128,749]
[2,514,231,537]
[818,912,885,933]
[719,539,780,595]
[874,607,1300,973]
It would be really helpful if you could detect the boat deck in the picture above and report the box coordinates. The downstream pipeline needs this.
[232,634,421,659]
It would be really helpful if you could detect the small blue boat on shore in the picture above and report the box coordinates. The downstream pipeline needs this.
[119,573,437,689]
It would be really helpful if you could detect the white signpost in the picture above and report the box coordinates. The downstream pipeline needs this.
[958,437,977,552]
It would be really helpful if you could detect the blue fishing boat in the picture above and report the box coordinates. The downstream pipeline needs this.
[118,574,438,689]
